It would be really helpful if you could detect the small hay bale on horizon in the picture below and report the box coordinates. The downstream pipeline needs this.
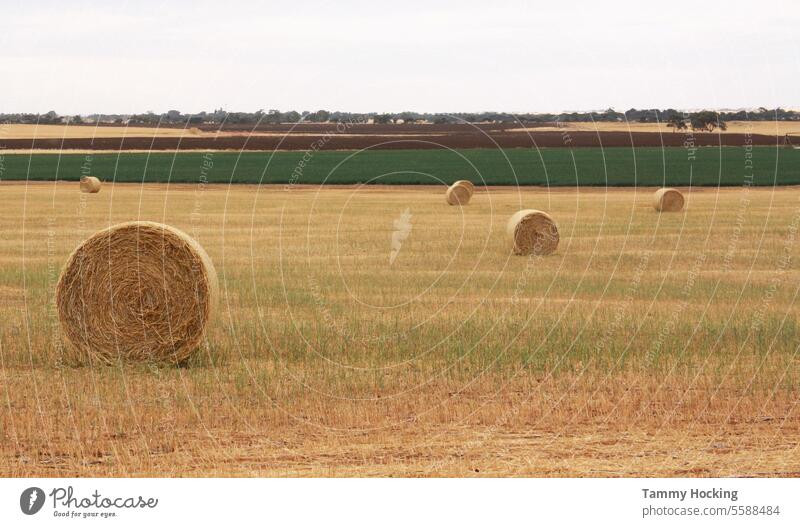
[80,176,102,193]
[446,180,474,206]
[55,221,218,364]
[506,209,560,256]
[653,188,684,212]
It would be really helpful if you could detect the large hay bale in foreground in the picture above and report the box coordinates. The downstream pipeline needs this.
[653,188,684,212]
[446,180,473,205]
[56,221,218,363]
[506,209,559,256]
[80,176,102,193]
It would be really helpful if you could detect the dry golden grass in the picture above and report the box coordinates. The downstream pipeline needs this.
[0,124,210,139]
[3,120,797,143]
[512,121,800,135]
[0,123,432,142]
[1,182,799,476]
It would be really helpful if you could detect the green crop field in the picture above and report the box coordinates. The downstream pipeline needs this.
[2,146,799,186]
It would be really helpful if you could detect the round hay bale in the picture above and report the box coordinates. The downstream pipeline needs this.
[653,188,684,212]
[80,176,101,193]
[55,221,218,363]
[453,179,475,195]
[445,181,473,205]
[506,209,559,256]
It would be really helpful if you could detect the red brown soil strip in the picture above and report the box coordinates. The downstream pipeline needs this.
[0,131,780,151]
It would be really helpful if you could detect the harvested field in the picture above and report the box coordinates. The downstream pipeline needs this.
[4,120,798,140]
[0,124,209,139]
[509,120,800,136]
[1,183,798,477]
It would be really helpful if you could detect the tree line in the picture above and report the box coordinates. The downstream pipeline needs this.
[1,107,798,129]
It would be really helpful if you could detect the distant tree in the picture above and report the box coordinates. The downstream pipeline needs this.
[283,111,301,123]
[313,109,330,122]
[397,112,417,124]
[691,111,725,132]
[265,109,281,124]
[601,107,623,121]
[666,115,688,132]
[43,110,58,123]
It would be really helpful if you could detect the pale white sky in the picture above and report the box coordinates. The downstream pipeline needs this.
[1,0,798,114]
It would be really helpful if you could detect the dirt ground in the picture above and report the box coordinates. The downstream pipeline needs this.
[0,122,791,152]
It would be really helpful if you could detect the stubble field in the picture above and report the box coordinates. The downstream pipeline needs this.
[1,182,798,476]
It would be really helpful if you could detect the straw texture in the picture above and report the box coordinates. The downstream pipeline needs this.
[445,181,473,205]
[506,209,560,256]
[80,176,102,193]
[55,221,218,363]
[453,180,475,195]
[653,188,684,212]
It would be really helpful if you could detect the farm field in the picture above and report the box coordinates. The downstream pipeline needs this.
[3,121,799,139]
[0,124,790,151]
[3,146,800,186]
[512,120,800,135]
[0,182,798,477]
[0,124,210,139]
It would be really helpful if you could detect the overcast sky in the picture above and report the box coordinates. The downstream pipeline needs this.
[1,0,798,114]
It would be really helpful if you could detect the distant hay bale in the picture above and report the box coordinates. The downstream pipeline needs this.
[506,209,559,256]
[55,221,218,364]
[80,176,101,193]
[446,180,473,205]
[653,188,684,212]
[454,180,475,195]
